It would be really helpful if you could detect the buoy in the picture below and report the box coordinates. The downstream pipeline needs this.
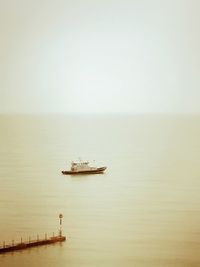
[59,214,63,236]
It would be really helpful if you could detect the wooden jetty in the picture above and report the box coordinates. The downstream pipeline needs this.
[0,235,66,254]
[0,214,66,254]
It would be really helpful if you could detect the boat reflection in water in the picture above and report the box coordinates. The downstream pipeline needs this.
[62,160,107,175]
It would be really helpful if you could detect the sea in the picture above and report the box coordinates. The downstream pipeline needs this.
[0,114,200,267]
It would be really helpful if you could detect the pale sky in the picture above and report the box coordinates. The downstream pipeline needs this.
[0,0,200,114]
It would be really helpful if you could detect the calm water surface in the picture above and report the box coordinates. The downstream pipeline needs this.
[0,114,200,267]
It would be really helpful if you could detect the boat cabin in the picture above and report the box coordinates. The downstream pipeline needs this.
[71,161,90,171]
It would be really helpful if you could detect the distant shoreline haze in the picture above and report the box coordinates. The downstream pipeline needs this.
[0,0,200,114]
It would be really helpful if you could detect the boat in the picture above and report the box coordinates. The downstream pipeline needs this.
[62,160,107,175]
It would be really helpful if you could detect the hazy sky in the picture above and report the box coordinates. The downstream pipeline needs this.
[0,0,200,113]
